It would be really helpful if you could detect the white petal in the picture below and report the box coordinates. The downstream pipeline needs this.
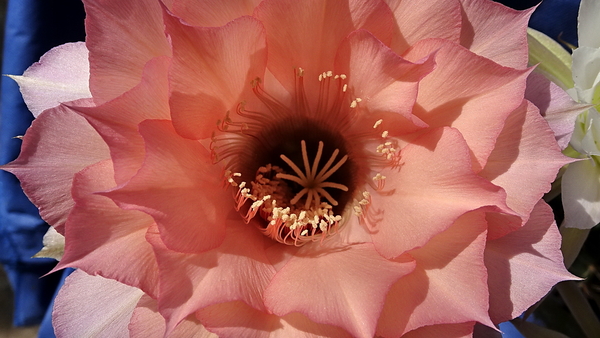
[572,46,600,103]
[579,0,600,48]
[33,226,65,260]
[571,108,600,155]
[8,42,92,117]
[562,159,600,229]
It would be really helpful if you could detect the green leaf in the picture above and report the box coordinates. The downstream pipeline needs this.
[528,28,574,90]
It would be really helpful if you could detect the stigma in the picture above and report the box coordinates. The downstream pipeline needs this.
[228,139,348,246]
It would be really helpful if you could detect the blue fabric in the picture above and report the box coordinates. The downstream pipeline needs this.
[530,0,581,47]
[0,0,85,329]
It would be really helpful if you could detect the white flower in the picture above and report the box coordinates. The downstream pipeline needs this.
[562,0,600,229]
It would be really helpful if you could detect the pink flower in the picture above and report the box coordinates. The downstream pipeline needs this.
[2,0,577,336]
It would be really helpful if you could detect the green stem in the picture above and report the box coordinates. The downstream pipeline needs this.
[557,281,600,338]
[560,224,590,268]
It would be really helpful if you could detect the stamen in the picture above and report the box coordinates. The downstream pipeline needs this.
[373,173,386,190]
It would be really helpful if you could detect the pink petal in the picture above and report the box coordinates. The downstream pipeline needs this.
[525,72,588,150]
[71,56,171,184]
[56,160,159,297]
[458,0,533,69]
[403,38,531,170]
[105,119,229,254]
[83,0,171,104]
[402,322,475,338]
[147,217,276,335]
[377,212,492,337]
[53,269,143,338]
[129,295,216,338]
[197,301,353,338]
[484,200,577,323]
[384,0,462,55]
[166,13,267,140]
[1,103,109,233]
[480,101,572,239]
[335,29,435,135]
[169,0,261,26]
[368,127,508,259]
[254,0,395,95]
[264,242,415,338]
[9,42,91,117]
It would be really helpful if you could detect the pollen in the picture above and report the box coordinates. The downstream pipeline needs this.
[232,140,349,246]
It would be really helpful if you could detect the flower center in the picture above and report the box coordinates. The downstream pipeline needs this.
[213,68,381,245]
[226,124,355,245]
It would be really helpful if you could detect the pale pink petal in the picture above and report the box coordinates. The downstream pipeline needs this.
[377,212,492,337]
[368,127,508,259]
[56,160,159,297]
[264,242,415,338]
[525,72,588,150]
[71,56,171,184]
[83,0,171,104]
[562,158,600,229]
[254,0,395,94]
[9,42,91,117]
[483,212,522,243]
[384,0,462,55]
[105,119,230,254]
[403,38,531,170]
[129,295,216,338]
[147,217,276,334]
[458,0,533,68]
[335,29,435,135]
[165,14,267,139]
[480,101,572,239]
[402,322,475,338]
[1,102,109,234]
[197,301,353,338]
[170,0,262,26]
[484,200,577,323]
[337,216,373,245]
[53,269,144,338]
